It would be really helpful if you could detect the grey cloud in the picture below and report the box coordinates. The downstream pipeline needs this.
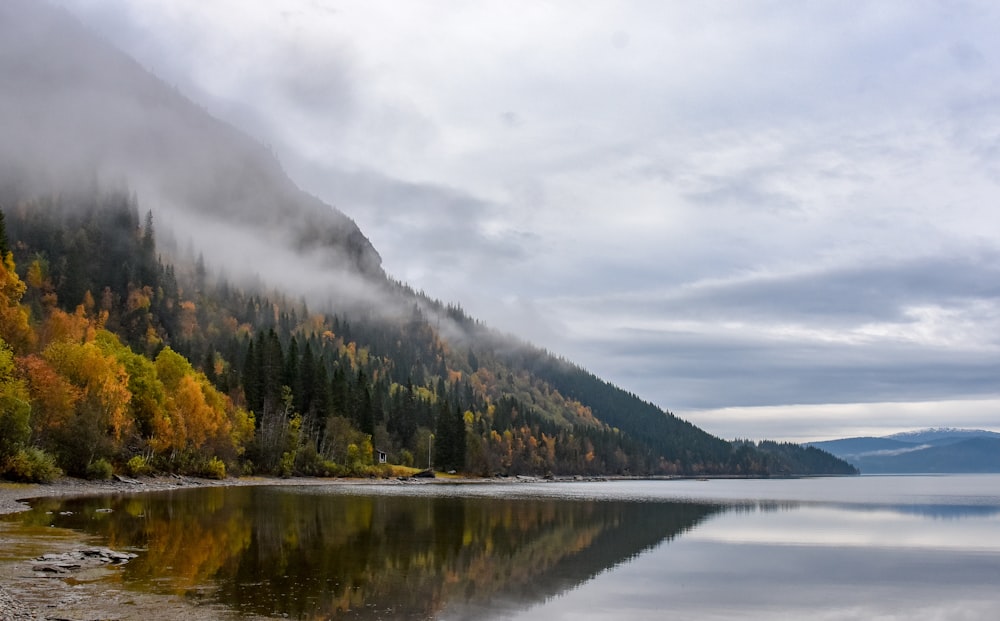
[572,253,1000,326]
[950,42,986,71]
[294,164,539,265]
[549,253,1000,409]
[256,39,357,122]
[580,327,1000,410]
[684,171,801,214]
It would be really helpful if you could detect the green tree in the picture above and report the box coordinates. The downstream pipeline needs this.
[0,207,9,259]
[0,338,31,461]
[434,401,466,472]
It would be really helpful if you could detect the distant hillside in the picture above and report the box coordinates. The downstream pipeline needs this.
[885,428,1000,445]
[807,429,1000,473]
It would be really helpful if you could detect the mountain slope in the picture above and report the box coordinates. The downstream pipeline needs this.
[0,0,383,298]
[807,437,925,458]
[0,0,855,478]
[852,437,1000,474]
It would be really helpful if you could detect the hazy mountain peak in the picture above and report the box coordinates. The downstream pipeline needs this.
[0,0,383,307]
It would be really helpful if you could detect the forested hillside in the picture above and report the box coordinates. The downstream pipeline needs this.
[0,193,856,481]
[0,0,855,482]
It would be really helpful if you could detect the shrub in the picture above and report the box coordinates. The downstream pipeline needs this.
[293,444,341,477]
[279,451,295,478]
[85,458,113,480]
[381,464,421,478]
[201,456,226,480]
[125,455,153,477]
[3,447,63,483]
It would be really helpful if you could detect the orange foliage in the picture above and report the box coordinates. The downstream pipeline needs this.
[19,354,79,441]
[177,300,199,341]
[126,285,152,313]
[37,305,92,347]
[42,340,132,442]
[151,347,249,461]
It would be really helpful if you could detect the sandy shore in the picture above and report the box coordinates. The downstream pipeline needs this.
[0,474,437,621]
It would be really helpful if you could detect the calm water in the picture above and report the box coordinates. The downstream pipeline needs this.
[6,475,1000,620]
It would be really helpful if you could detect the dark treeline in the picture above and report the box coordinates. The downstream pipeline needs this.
[0,189,857,481]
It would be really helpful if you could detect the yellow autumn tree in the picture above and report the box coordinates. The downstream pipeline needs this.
[41,339,132,474]
[36,305,94,348]
[152,347,252,471]
[0,252,35,353]
[94,331,165,446]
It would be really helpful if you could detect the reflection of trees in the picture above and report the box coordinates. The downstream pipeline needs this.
[23,489,253,592]
[25,487,725,620]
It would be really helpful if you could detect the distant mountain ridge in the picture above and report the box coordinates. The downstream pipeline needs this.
[885,428,1000,443]
[807,428,1000,473]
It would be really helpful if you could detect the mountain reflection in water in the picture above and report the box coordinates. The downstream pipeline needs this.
[13,486,724,619]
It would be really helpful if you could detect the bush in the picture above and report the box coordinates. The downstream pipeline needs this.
[201,457,226,480]
[125,455,153,477]
[3,447,63,483]
[279,451,295,478]
[399,449,414,468]
[85,458,114,480]
[293,444,341,477]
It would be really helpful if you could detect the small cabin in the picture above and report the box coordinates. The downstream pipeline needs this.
[375,448,387,464]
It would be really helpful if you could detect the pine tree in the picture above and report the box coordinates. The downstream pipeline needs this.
[0,207,9,258]
[242,340,260,415]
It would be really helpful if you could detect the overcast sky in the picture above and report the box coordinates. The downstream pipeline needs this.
[55,0,1000,441]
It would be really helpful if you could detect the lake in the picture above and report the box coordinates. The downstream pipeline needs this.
[3,475,1000,620]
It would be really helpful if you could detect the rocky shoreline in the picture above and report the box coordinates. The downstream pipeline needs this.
[0,474,429,620]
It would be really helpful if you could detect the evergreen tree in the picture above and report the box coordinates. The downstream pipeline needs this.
[284,336,300,407]
[0,207,9,258]
[434,401,465,471]
[242,340,261,415]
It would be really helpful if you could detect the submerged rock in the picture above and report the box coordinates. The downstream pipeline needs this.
[30,547,137,574]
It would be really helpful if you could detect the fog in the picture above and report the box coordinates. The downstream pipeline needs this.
[0,0,398,321]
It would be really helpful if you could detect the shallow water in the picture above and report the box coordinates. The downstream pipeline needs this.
[5,475,1000,620]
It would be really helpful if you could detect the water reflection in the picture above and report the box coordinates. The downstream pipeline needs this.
[8,478,1000,620]
[11,487,724,619]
